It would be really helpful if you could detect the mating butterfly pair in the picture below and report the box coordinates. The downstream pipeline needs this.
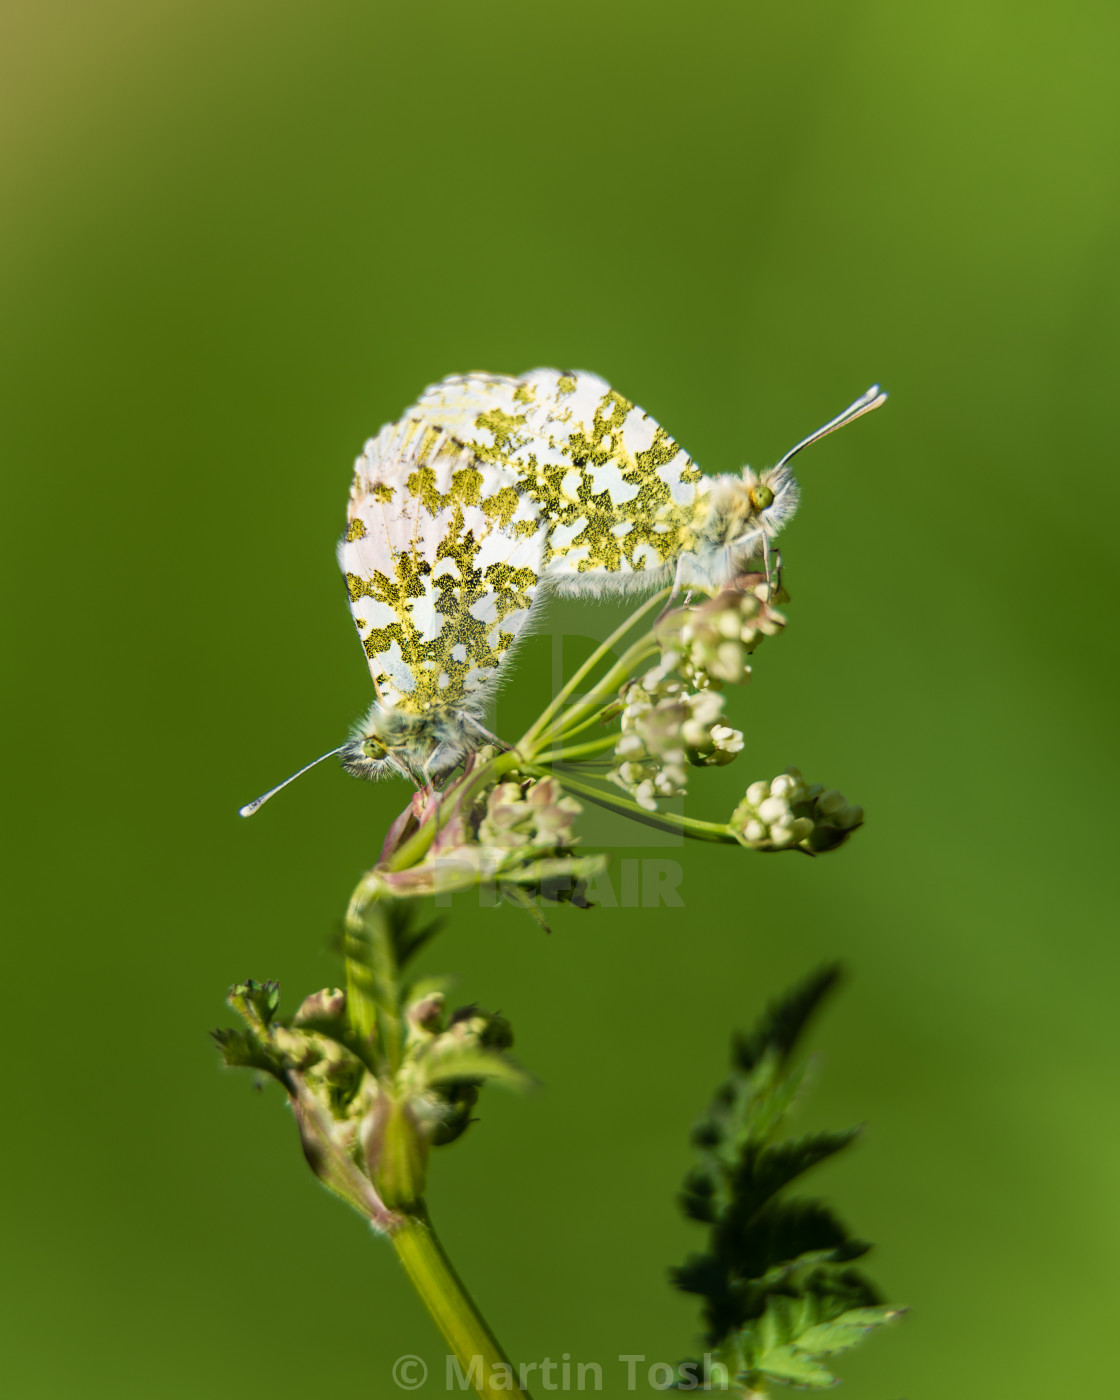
[241,371,884,815]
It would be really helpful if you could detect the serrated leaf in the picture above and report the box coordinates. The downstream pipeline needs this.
[797,1305,906,1356]
[755,1345,837,1389]
[733,965,841,1074]
[670,970,903,1387]
[727,1131,861,1221]
[387,903,444,970]
[422,1047,531,1091]
[211,1026,282,1077]
[680,1167,719,1223]
[721,1199,868,1285]
[670,1252,723,1297]
[227,978,281,1031]
[499,883,555,933]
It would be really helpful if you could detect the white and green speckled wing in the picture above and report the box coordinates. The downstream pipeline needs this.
[339,412,548,720]
[411,370,707,593]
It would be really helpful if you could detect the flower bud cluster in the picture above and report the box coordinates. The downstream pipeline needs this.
[659,581,786,686]
[611,666,744,811]
[399,992,516,1146]
[369,776,603,919]
[730,768,864,853]
[215,978,526,1226]
[477,775,581,854]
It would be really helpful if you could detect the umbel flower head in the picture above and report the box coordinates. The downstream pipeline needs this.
[365,766,606,923]
[611,667,745,811]
[477,775,582,851]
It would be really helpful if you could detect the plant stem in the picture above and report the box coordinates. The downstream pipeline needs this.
[529,766,740,843]
[391,1208,530,1398]
[382,749,525,875]
[540,639,660,745]
[520,588,669,749]
[535,734,620,763]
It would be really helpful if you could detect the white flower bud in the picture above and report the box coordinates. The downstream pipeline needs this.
[711,725,744,754]
[757,795,790,825]
[712,641,745,682]
[634,780,658,811]
[681,719,708,748]
[816,789,848,817]
[718,611,742,639]
[616,733,645,759]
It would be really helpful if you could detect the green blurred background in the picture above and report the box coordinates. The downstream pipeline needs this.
[4,2,1118,1395]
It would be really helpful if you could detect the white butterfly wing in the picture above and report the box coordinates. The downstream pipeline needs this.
[412,369,707,592]
[340,410,548,718]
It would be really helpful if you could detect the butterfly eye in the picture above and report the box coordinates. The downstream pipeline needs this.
[362,736,388,760]
[749,483,775,511]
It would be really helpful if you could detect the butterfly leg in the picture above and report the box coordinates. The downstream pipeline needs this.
[762,533,775,600]
[462,715,512,752]
[656,559,689,621]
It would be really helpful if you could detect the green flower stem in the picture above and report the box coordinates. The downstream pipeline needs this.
[537,708,618,746]
[391,1208,530,1399]
[520,588,669,748]
[534,734,620,763]
[527,766,739,844]
[381,750,525,876]
[540,639,660,746]
[344,898,402,1072]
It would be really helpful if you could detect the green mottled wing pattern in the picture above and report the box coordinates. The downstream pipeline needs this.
[339,413,548,719]
[412,370,706,589]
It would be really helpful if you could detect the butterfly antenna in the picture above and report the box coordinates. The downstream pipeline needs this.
[775,385,888,471]
[238,747,345,818]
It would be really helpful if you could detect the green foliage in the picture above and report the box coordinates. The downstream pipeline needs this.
[671,968,904,1393]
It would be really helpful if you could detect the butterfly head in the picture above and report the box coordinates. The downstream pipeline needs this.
[338,701,470,785]
[739,462,801,539]
[698,465,799,556]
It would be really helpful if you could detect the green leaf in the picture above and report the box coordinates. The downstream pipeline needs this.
[226,978,281,1032]
[733,965,841,1074]
[797,1305,907,1356]
[669,969,904,1388]
[721,1199,870,1284]
[754,1345,837,1389]
[421,1046,532,1091]
[211,1026,282,1078]
[386,902,444,970]
[499,883,556,933]
[725,1130,861,1222]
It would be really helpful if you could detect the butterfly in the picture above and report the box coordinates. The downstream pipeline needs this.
[411,369,886,597]
[240,370,885,814]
